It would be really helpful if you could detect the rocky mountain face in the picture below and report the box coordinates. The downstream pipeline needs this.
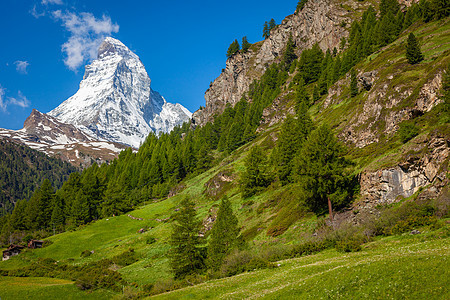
[193,0,369,126]
[193,0,448,211]
[0,110,127,167]
[49,37,191,148]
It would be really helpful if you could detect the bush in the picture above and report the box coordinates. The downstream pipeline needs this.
[112,249,139,267]
[146,236,156,245]
[219,250,273,278]
[398,121,419,143]
[80,250,92,257]
[335,239,362,252]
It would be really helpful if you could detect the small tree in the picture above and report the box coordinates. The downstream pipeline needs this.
[226,39,240,58]
[406,33,424,64]
[242,36,251,53]
[269,18,277,31]
[282,35,297,71]
[169,198,205,279]
[207,197,241,271]
[350,68,358,97]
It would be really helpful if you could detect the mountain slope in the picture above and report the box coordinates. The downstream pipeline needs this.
[49,37,192,148]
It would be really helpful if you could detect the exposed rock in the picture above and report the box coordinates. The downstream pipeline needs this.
[410,229,421,235]
[358,71,378,91]
[193,0,357,126]
[359,135,448,207]
[204,170,235,200]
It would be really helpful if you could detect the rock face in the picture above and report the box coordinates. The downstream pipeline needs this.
[0,110,128,167]
[360,135,449,206]
[49,37,191,148]
[193,0,357,126]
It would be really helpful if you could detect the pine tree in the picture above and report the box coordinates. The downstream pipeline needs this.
[263,21,269,39]
[241,146,271,198]
[350,68,358,97]
[406,33,424,64]
[282,35,297,71]
[207,197,241,271]
[226,39,240,58]
[169,198,205,279]
[269,18,277,31]
[242,36,251,53]
[380,0,400,18]
[295,124,352,220]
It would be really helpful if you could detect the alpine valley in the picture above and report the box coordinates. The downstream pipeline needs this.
[0,37,191,167]
[0,0,449,299]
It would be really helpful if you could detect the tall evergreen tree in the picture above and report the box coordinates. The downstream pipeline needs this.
[263,21,270,39]
[350,68,358,97]
[207,197,241,271]
[380,0,400,18]
[242,36,251,53]
[226,39,240,58]
[169,198,205,279]
[295,124,352,220]
[282,35,297,71]
[241,146,271,198]
[269,18,277,31]
[406,33,424,64]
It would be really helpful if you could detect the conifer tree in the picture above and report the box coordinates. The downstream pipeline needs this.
[242,36,251,53]
[295,124,351,220]
[350,68,358,97]
[269,18,277,31]
[263,21,270,39]
[241,146,271,198]
[380,0,400,18]
[226,39,240,58]
[170,198,205,279]
[282,35,297,71]
[207,197,241,271]
[406,33,424,64]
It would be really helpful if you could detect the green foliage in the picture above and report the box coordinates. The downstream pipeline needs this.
[240,146,271,198]
[207,197,242,270]
[406,33,424,64]
[350,68,358,97]
[398,121,419,143]
[296,0,308,12]
[335,239,362,252]
[169,198,205,279]
[281,35,297,71]
[226,39,240,58]
[0,139,75,215]
[242,36,251,53]
[218,250,273,277]
[295,124,353,214]
[379,0,400,18]
[263,21,270,39]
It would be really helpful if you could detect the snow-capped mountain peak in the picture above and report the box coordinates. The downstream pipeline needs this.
[49,37,191,148]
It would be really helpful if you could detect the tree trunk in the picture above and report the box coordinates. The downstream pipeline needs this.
[328,196,333,221]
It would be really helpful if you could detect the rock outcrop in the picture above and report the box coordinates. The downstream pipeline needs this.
[193,0,360,126]
[360,135,449,207]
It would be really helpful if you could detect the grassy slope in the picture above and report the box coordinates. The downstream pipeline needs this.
[0,15,449,300]
[149,228,450,299]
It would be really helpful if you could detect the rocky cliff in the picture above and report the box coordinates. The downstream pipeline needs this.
[193,0,374,126]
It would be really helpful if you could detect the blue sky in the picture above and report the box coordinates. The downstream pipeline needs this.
[0,0,296,130]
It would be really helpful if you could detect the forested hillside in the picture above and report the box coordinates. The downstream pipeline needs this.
[0,0,449,297]
[0,139,76,216]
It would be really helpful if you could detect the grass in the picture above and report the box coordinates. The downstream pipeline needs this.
[149,228,450,299]
[0,277,116,299]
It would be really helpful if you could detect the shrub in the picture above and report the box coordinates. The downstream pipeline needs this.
[398,121,419,143]
[112,248,139,267]
[146,236,156,245]
[80,250,92,258]
[335,239,362,252]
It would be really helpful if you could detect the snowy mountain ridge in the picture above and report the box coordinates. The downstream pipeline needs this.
[49,37,192,148]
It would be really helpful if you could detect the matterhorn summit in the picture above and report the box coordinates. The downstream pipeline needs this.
[49,37,191,148]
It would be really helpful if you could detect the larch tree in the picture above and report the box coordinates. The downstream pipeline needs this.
[406,33,424,64]
[169,198,205,279]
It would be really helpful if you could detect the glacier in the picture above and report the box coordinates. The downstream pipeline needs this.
[49,37,192,148]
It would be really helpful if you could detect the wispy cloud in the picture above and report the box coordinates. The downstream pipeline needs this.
[8,91,31,108]
[14,61,30,74]
[30,5,46,18]
[42,0,63,4]
[0,87,6,112]
[52,10,119,71]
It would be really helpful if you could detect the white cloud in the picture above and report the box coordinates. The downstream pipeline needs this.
[52,10,119,71]
[30,5,46,18]
[42,0,63,4]
[14,61,30,74]
[0,87,6,112]
[8,91,30,108]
